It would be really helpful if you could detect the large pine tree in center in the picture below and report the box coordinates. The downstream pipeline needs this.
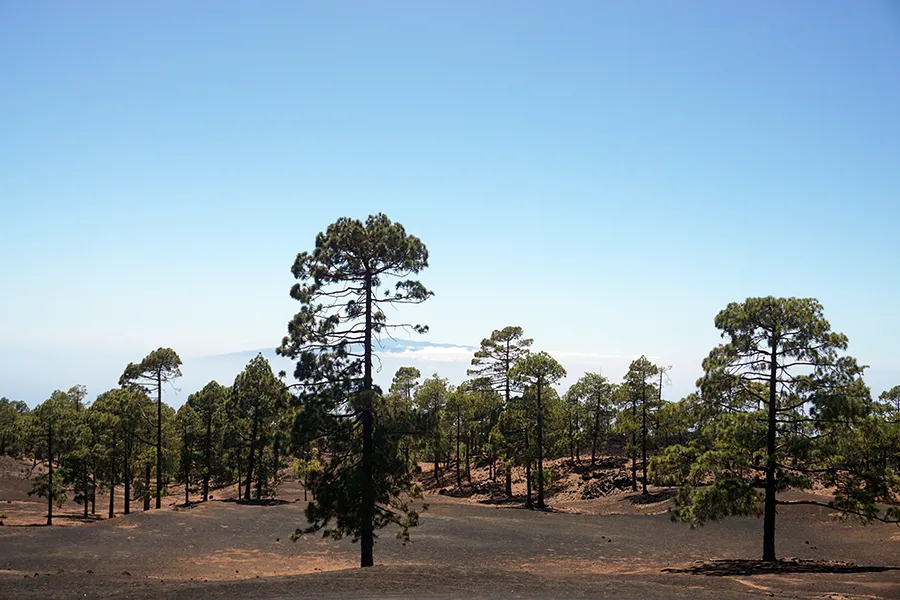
[278,213,432,568]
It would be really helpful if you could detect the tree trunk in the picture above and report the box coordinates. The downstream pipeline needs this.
[536,377,545,510]
[569,412,575,464]
[156,372,163,510]
[465,429,471,483]
[591,393,601,465]
[47,424,53,526]
[763,343,779,562]
[124,440,131,515]
[524,429,532,508]
[91,475,97,515]
[504,354,513,498]
[455,406,461,489]
[360,272,375,568]
[641,384,648,495]
[505,451,512,497]
[574,411,580,463]
[244,441,254,500]
[109,440,117,519]
[144,463,151,511]
[203,409,212,502]
[247,401,260,501]
[84,473,89,519]
[236,447,243,500]
[273,435,281,494]
[630,397,638,492]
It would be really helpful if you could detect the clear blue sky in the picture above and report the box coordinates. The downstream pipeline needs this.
[2,1,899,406]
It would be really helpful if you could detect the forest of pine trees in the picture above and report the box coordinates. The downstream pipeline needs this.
[2,216,898,567]
[3,334,898,557]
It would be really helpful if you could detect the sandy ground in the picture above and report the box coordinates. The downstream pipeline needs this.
[1,456,898,599]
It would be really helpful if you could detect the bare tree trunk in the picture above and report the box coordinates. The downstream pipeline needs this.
[574,411,580,463]
[47,425,53,526]
[143,463,151,511]
[455,406,461,488]
[256,457,263,500]
[630,397,638,492]
[641,384,648,495]
[124,440,131,515]
[184,456,190,505]
[591,393,601,465]
[569,411,575,464]
[272,435,281,495]
[504,357,513,497]
[360,272,375,568]
[505,457,512,498]
[246,404,259,501]
[465,428,471,483]
[203,409,212,502]
[524,429,532,508]
[763,343,779,562]
[109,440,117,519]
[236,447,243,500]
[536,378,545,510]
[156,372,163,510]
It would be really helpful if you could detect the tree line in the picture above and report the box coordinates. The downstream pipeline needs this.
[0,350,290,525]
[2,213,898,567]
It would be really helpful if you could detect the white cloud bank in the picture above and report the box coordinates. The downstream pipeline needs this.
[390,346,476,363]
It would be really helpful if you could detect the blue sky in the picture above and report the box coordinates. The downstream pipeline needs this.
[2,1,899,406]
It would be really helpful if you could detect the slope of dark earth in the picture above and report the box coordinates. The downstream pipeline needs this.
[1,489,898,599]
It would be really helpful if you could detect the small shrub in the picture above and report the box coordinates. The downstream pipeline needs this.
[530,465,558,489]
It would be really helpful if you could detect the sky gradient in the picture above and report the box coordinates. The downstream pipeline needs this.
[2,1,899,406]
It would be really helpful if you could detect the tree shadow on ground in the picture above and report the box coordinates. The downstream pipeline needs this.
[474,496,568,513]
[476,495,523,506]
[567,457,628,475]
[626,489,677,505]
[3,513,103,527]
[222,498,289,507]
[432,476,508,499]
[663,559,899,576]
[59,514,104,522]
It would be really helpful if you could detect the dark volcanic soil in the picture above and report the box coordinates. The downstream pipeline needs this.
[1,481,898,599]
